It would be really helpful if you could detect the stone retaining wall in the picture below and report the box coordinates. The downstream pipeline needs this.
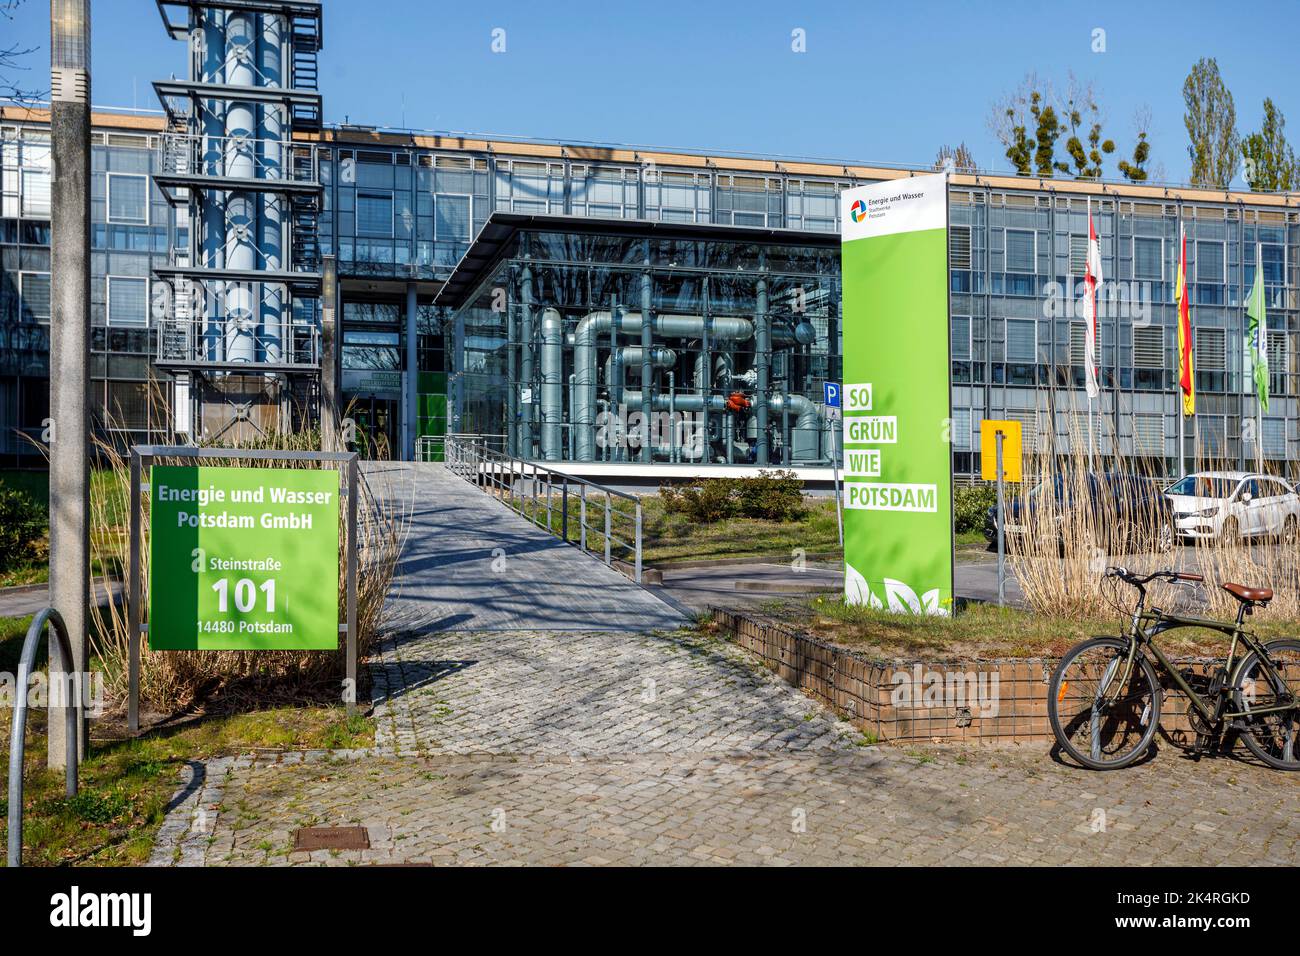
[710,607,1216,746]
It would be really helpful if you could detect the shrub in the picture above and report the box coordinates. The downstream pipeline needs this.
[954,484,996,535]
[660,470,806,523]
[735,470,806,521]
[0,485,46,569]
[660,477,737,523]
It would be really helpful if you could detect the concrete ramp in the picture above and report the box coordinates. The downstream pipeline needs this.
[367,462,684,632]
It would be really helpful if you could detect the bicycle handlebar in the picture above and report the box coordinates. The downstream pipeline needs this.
[1105,566,1204,586]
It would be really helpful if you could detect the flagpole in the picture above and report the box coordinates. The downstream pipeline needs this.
[1256,241,1265,475]
[1177,222,1187,479]
[1087,198,1096,473]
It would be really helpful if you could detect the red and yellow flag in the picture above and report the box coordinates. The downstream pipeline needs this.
[1175,224,1195,416]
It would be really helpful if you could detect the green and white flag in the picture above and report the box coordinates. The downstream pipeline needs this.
[1247,243,1269,413]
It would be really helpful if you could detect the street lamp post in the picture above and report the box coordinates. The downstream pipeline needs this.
[48,0,92,768]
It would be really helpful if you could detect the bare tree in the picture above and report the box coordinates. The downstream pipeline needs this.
[0,1,43,104]
[933,142,977,174]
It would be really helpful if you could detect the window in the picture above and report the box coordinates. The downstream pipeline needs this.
[19,272,50,322]
[1069,322,1088,366]
[107,172,148,225]
[1268,332,1286,395]
[1199,415,1227,456]
[1005,319,1036,362]
[949,225,971,270]
[1069,235,1088,276]
[1006,229,1035,273]
[951,407,971,450]
[1133,414,1164,456]
[106,276,148,327]
[1004,410,1039,452]
[435,194,470,241]
[1133,237,1162,281]
[1195,327,1226,370]
[356,193,394,237]
[1262,419,1286,460]
[1195,240,1224,283]
[19,134,51,218]
[1133,325,1164,369]
[951,316,971,360]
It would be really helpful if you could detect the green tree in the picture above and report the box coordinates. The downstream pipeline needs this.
[1118,107,1153,183]
[1240,98,1298,191]
[1063,94,1116,179]
[1183,57,1239,188]
[991,75,1148,181]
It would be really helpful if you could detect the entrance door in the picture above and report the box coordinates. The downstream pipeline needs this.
[349,395,400,458]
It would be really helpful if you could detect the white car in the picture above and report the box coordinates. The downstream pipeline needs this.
[1165,471,1300,543]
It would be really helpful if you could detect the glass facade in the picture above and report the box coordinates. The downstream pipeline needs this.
[1,117,176,461]
[2,108,1298,475]
[446,225,839,467]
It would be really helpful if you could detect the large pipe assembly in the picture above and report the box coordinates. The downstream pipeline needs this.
[526,305,822,465]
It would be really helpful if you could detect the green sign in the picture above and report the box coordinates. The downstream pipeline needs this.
[840,174,953,615]
[148,465,341,649]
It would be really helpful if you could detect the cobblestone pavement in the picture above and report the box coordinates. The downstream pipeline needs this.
[152,627,1300,867]
[369,628,858,757]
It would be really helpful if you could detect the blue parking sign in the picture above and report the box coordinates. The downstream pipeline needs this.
[823,382,841,408]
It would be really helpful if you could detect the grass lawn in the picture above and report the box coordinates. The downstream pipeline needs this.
[750,596,1293,661]
[0,613,374,867]
[510,489,992,566]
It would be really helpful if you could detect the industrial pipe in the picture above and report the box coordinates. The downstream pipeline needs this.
[540,308,564,460]
[573,310,753,461]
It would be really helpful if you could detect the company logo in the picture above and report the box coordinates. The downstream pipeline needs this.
[849,199,867,223]
[50,886,152,936]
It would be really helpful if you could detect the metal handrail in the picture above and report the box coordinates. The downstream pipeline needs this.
[444,434,644,583]
[7,606,81,868]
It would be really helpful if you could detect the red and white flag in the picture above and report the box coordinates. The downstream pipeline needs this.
[1083,200,1103,400]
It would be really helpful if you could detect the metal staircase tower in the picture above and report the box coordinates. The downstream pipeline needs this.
[152,0,324,441]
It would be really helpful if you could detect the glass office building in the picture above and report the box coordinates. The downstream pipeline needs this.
[2,103,1298,476]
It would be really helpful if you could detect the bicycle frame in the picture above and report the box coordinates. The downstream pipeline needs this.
[1106,585,1297,726]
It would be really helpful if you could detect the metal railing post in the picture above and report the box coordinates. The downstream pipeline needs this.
[346,456,358,716]
[635,500,643,584]
[530,464,538,525]
[579,483,587,552]
[604,491,612,566]
[561,478,569,543]
[546,471,553,532]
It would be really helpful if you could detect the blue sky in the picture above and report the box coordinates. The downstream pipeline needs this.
[6,0,1300,186]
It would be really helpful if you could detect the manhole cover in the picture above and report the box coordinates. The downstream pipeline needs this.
[293,826,370,851]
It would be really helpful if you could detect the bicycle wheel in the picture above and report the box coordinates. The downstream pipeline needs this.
[1232,638,1300,770]
[1049,637,1162,770]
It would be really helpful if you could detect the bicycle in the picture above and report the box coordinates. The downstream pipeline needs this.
[1047,566,1300,770]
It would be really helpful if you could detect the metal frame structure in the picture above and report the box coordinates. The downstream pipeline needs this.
[151,0,324,441]
[7,608,82,867]
[444,433,644,583]
[126,444,360,732]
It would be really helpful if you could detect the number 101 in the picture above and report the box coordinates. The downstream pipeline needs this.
[211,577,276,614]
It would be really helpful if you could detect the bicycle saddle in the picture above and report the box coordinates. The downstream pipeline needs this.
[1222,582,1273,604]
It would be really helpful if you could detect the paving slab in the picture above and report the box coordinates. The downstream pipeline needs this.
[367,462,683,633]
